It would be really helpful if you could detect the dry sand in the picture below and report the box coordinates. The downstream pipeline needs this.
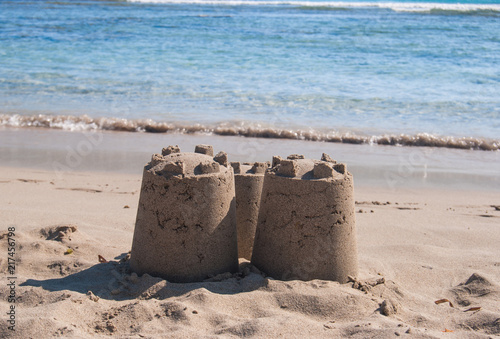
[0,163,499,338]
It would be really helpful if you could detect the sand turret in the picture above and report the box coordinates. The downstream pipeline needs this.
[251,154,358,283]
[130,145,238,283]
[231,162,267,260]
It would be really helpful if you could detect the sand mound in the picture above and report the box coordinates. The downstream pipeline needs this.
[451,273,499,305]
[1,224,497,338]
[40,225,78,242]
[447,273,500,335]
[2,226,402,338]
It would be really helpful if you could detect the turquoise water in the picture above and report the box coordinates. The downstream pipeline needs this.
[0,0,499,148]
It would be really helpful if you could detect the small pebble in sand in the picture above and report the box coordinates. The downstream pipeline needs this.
[87,291,99,302]
[106,321,117,332]
[128,272,139,284]
[381,299,399,316]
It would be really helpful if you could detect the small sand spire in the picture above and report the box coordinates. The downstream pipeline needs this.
[272,155,283,167]
[214,151,228,167]
[251,162,267,174]
[162,145,180,156]
[277,159,298,177]
[150,153,164,167]
[195,144,214,156]
[198,161,220,174]
[162,161,185,176]
[321,153,336,163]
[230,162,241,174]
[313,162,334,179]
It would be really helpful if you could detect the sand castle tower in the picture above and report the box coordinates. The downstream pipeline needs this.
[251,154,358,283]
[231,162,267,260]
[130,145,238,283]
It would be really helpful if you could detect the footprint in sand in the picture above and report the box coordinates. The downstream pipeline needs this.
[56,187,103,193]
[41,225,78,242]
[17,178,43,183]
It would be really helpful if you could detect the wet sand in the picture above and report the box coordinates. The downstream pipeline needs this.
[1,127,499,191]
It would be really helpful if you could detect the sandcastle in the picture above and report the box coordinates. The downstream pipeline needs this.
[131,145,358,284]
[251,154,358,283]
[130,145,238,283]
[230,161,267,260]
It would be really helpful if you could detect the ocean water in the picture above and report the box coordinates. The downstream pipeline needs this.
[0,0,499,150]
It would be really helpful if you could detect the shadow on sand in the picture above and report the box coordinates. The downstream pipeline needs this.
[21,253,268,301]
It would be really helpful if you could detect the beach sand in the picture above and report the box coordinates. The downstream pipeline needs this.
[0,128,499,338]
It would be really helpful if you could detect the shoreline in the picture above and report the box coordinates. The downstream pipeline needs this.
[1,114,499,151]
[1,126,499,192]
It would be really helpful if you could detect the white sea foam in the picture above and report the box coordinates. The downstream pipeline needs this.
[2,114,498,151]
[127,0,500,13]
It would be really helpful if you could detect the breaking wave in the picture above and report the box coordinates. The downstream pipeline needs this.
[127,0,500,15]
[1,114,498,151]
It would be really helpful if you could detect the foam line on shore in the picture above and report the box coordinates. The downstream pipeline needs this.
[1,113,498,151]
